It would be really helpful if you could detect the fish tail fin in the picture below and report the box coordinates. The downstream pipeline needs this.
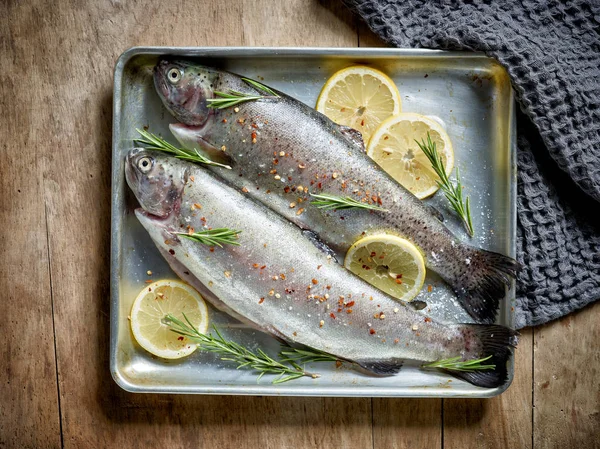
[448,324,518,388]
[450,248,520,323]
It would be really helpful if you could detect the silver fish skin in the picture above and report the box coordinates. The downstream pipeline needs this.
[153,60,519,324]
[125,149,515,387]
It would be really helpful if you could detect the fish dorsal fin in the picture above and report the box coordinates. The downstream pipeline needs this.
[302,230,339,263]
[338,125,366,152]
[355,359,404,375]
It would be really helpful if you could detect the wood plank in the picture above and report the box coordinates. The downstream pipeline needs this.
[0,2,62,448]
[533,302,600,449]
[0,3,62,448]
[37,1,369,448]
[443,330,533,449]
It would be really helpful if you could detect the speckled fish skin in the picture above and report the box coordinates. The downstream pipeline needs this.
[153,60,519,324]
[125,149,515,387]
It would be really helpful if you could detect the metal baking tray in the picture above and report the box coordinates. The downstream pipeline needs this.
[111,47,516,397]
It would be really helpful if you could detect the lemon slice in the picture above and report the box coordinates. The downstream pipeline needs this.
[130,279,209,359]
[344,234,425,302]
[316,66,402,143]
[367,113,454,199]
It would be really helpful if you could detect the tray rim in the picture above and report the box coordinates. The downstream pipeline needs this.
[110,46,516,397]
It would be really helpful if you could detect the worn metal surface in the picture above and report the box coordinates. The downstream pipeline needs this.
[111,47,516,397]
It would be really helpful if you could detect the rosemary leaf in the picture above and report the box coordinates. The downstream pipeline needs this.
[310,192,388,212]
[206,78,279,110]
[134,129,232,170]
[421,355,495,372]
[415,133,474,236]
[164,314,320,383]
[177,228,241,248]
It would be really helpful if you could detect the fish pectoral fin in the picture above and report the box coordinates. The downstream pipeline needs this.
[428,206,445,222]
[169,123,233,166]
[355,359,404,375]
[301,230,339,263]
[338,125,366,153]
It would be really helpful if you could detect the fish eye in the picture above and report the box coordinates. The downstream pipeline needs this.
[137,156,153,173]
[167,68,182,84]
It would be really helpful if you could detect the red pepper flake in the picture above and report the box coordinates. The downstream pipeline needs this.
[222,118,227,123]
[340,107,346,112]
[370,251,376,257]
[251,132,257,143]
[270,169,277,174]
[329,312,336,319]
[394,339,399,344]
[253,263,260,269]
[258,297,265,304]
[326,285,331,290]
[193,203,202,209]
[283,186,290,193]
[427,285,433,292]
[336,360,342,368]
[292,331,297,337]
[241,187,249,193]
[384,135,389,140]
[312,278,318,285]
[273,158,279,165]
[346,309,353,314]
[395,279,402,285]
[346,301,355,308]
[280,273,286,280]
[317,182,322,189]
[369,328,376,335]
[287,176,292,181]
[341,181,347,189]
[145,279,153,283]
[317,265,322,270]
[178,336,184,341]
[424,317,432,323]
[189,176,195,182]
[209,247,215,253]
[169,249,175,255]
[251,123,258,129]
[260,265,266,270]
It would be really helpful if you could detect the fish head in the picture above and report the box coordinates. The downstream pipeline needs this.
[125,148,188,218]
[154,59,219,126]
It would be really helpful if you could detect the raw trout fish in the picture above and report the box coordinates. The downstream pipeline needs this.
[125,149,516,387]
[153,60,519,324]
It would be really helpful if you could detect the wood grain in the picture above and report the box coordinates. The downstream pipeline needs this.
[0,2,62,448]
[533,302,600,449]
[443,330,533,449]
[2,0,600,448]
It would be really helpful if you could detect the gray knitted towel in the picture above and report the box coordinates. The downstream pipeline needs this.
[342,0,600,328]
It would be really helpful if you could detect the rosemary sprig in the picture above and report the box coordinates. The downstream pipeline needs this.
[177,228,241,248]
[241,77,279,97]
[164,314,319,383]
[421,355,495,372]
[310,192,388,212]
[415,133,474,236]
[279,347,339,365]
[207,77,280,109]
[134,129,231,170]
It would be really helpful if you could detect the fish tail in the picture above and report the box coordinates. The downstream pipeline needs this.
[449,324,518,388]
[449,247,520,323]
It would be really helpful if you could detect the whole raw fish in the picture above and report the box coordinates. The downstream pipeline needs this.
[125,149,515,387]
[153,60,519,323]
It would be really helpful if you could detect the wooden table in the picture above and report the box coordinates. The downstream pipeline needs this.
[2,1,598,448]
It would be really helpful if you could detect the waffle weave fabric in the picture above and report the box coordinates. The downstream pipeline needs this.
[343,0,600,328]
